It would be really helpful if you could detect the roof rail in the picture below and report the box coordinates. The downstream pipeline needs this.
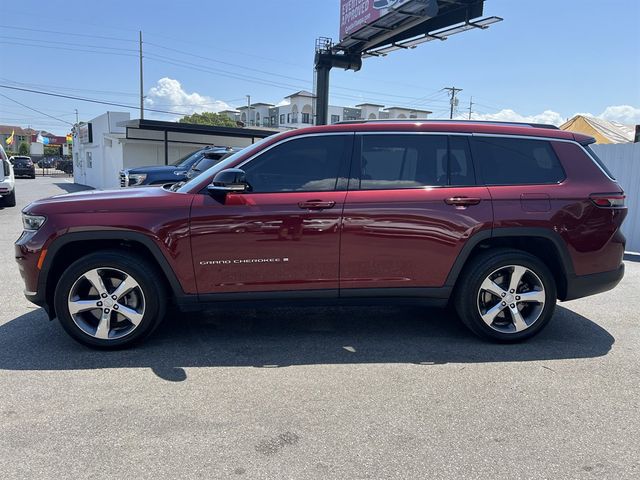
[334,119,560,130]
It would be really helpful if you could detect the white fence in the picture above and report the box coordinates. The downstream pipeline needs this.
[591,143,640,252]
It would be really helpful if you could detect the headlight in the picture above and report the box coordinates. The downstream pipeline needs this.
[128,173,147,186]
[22,213,46,231]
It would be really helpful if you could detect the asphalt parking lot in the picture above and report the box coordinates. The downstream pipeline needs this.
[1,176,638,479]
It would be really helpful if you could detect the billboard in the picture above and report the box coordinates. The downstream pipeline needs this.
[340,0,439,41]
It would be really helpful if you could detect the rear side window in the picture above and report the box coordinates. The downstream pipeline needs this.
[354,135,475,190]
[585,145,616,180]
[470,137,565,185]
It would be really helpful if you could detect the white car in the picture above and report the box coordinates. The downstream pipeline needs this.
[0,144,16,207]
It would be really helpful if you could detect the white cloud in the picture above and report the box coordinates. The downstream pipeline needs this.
[465,109,565,126]
[144,77,231,118]
[450,104,639,126]
[599,105,640,125]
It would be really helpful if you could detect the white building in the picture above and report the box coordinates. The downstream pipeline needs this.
[73,112,274,189]
[229,91,432,128]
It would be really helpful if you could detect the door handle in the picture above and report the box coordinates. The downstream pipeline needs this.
[298,200,336,210]
[444,197,481,206]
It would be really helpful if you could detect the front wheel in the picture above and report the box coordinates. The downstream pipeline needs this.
[454,249,557,342]
[54,251,167,349]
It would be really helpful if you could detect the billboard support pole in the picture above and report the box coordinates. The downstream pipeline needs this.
[314,37,362,126]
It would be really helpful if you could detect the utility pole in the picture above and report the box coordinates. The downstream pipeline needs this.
[139,30,144,120]
[468,96,474,120]
[444,86,463,119]
[74,109,79,124]
[246,94,251,126]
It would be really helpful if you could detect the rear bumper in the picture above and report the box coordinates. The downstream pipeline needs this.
[563,264,625,301]
[14,167,35,176]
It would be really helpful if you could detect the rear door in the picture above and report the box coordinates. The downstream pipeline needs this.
[340,133,493,292]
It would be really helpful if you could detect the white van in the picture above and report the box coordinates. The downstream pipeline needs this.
[0,144,16,207]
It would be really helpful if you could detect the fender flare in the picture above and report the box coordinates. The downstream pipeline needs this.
[39,230,187,303]
[444,227,575,290]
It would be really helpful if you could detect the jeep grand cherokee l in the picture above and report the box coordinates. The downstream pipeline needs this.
[15,121,626,348]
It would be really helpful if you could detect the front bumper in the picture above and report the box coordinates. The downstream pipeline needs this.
[15,230,48,310]
[563,264,625,301]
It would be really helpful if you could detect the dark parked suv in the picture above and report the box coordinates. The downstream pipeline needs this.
[10,156,36,179]
[16,121,626,348]
[119,146,235,187]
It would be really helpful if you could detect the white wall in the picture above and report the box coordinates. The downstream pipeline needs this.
[591,143,640,252]
[73,112,131,189]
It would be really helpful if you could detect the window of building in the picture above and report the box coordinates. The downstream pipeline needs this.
[470,137,565,185]
[331,115,340,124]
[280,114,285,124]
[355,134,474,190]
[242,135,351,193]
[86,151,93,168]
[287,113,291,123]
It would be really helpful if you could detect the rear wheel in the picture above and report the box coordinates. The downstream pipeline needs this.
[54,251,167,349]
[454,249,557,342]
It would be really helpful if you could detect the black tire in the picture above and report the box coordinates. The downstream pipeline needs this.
[54,250,167,349]
[1,190,16,207]
[454,248,557,343]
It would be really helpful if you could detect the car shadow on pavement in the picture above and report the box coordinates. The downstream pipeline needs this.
[52,182,93,194]
[0,305,613,382]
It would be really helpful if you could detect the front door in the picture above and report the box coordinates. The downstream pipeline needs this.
[340,133,493,292]
[190,133,353,295]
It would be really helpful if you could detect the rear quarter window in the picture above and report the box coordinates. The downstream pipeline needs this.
[470,136,565,185]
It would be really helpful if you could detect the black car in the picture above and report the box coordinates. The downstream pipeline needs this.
[10,156,36,179]
[184,147,240,181]
[119,146,237,187]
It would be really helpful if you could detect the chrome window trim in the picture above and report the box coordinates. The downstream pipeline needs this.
[192,129,614,189]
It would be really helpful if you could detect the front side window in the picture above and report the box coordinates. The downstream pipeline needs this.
[470,137,565,185]
[242,135,351,193]
[355,134,468,190]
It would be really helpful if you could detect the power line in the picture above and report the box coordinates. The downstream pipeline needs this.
[0,24,136,43]
[0,84,192,117]
[0,40,138,58]
[0,35,137,52]
[0,92,73,126]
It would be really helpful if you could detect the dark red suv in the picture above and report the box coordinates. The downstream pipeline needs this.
[15,121,626,348]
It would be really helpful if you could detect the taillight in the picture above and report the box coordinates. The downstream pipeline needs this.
[590,193,625,208]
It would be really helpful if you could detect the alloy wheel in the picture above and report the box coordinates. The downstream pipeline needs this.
[476,264,546,334]
[67,267,146,340]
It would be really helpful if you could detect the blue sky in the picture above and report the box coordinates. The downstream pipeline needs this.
[1,0,639,134]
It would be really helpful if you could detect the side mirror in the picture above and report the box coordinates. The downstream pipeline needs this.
[207,168,250,193]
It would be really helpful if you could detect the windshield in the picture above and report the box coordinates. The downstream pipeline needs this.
[171,149,203,167]
[176,134,283,193]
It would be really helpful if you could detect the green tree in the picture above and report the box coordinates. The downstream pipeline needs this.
[178,112,237,128]
[18,142,29,155]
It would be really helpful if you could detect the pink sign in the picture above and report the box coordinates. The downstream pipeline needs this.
[340,0,410,41]
[339,0,438,41]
